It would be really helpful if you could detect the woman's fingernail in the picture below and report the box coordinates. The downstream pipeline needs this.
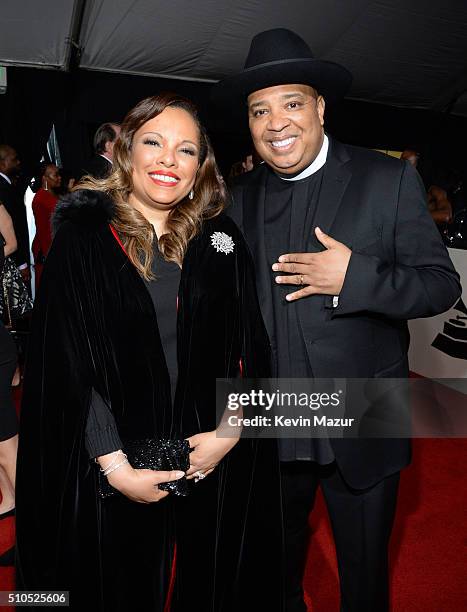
[175,471,185,479]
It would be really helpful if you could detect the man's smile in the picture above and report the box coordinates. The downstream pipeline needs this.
[269,136,297,151]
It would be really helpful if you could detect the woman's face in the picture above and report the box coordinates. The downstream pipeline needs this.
[129,107,200,212]
[43,165,61,191]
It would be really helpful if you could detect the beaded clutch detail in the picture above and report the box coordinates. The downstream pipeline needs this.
[97,438,190,499]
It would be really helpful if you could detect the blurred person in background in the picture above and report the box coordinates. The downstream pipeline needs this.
[31,163,62,288]
[81,122,121,179]
[0,145,30,282]
[401,148,453,226]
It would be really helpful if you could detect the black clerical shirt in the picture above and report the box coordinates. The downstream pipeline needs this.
[265,167,334,463]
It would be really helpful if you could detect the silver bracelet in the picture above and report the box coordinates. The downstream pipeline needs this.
[98,450,126,474]
[103,456,129,477]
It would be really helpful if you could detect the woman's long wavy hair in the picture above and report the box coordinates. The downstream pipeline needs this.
[77,93,226,279]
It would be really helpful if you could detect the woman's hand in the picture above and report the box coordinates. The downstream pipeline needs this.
[185,430,238,480]
[97,451,185,503]
[107,463,185,503]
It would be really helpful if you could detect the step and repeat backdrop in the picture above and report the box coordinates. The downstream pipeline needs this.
[409,248,467,379]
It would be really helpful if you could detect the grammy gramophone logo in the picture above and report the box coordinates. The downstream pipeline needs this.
[432,298,467,360]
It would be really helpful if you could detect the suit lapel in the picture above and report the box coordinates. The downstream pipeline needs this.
[296,139,352,335]
[242,167,275,340]
[308,138,352,251]
[0,175,11,191]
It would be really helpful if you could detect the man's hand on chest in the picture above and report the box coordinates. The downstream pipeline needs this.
[272,226,351,302]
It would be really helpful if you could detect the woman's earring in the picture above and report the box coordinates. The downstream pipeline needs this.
[188,189,194,200]
[44,180,48,191]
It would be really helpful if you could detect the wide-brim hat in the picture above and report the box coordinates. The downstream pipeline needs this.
[212,28,352,107]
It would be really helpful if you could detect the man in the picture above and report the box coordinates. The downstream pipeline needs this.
[216,29,461,611]
[401,148,452,225]
[0,144,30,280]
[82,122,120,179]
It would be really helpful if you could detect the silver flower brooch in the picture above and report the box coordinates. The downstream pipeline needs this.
[210,231,235,255]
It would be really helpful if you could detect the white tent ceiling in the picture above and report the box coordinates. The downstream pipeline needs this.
[1,0,467,115]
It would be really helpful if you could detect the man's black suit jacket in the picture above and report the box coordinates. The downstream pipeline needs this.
[81,154,112,180]
[229,138,461,489]
[0,175,30,267]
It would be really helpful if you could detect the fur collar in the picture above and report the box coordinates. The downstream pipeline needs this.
[52,189,115,236]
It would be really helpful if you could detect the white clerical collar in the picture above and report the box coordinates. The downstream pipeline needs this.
[0,172,11,185]
[278,134,329,181]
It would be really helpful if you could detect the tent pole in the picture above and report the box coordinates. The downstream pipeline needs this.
[63,0,88,72]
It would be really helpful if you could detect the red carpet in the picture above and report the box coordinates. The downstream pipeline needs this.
[0,387,19,612]
[304,439,467,611]
[2,399,466,611]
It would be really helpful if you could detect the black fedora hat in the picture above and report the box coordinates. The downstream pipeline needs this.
[212,28,352,105]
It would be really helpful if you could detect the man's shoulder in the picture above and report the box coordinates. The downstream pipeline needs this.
[0,175,11,193]
[333,139,405,174]
[0,178,14,209]
[231,163,268,190]
[228,165,268,221]
[82,155,111,179]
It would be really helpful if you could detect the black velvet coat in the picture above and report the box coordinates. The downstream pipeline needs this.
[16,190,284,611]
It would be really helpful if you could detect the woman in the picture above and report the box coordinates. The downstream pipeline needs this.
[0,203,18,566]
[16,94,282,611]
[31,163,62,288]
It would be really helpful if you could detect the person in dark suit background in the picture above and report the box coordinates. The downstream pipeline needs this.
[0,145,30,282]
[216,29,461,612]
[81,122,121,179]
[401,148,453,226]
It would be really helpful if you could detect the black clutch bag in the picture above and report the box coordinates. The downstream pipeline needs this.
[97,438,191,499]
